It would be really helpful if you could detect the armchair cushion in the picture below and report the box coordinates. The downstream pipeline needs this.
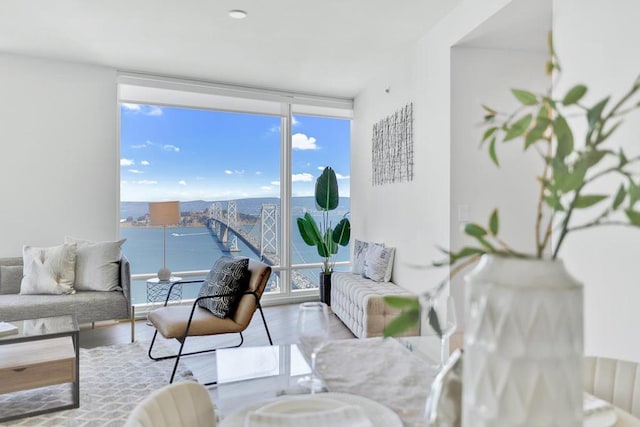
[197,257,249,318]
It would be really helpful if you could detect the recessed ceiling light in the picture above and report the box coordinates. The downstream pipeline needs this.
[228,9,248,19]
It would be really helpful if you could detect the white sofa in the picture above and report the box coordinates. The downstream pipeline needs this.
[331,272,419,338]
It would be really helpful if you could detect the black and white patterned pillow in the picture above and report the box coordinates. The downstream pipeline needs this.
[197,257,250,318]
[352,239,369,275]
[362,244,395,282]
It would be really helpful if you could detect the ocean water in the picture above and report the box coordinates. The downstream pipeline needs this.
[121,197,350,304]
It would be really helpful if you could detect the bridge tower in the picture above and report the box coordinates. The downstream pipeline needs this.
[211,202,223,235]
[260,204,278,257]
[227,200,240,252]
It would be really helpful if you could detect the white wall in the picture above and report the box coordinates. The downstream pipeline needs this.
[0,54,118,257]
[351,0,514,295]
[554,0,640,361]
[449,47,549,323]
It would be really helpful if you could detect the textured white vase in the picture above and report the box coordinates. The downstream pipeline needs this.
[462,254,583,427]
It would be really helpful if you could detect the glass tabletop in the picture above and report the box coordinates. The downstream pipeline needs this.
[0,315,78,343]
[214,344,312,418]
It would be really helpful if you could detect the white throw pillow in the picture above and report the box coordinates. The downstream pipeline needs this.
[65,237,126,291]
[20,243,77,295]
[352,239,370,275]
[362,244,395,282]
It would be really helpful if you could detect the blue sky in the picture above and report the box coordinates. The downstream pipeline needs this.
[120,104,350,202]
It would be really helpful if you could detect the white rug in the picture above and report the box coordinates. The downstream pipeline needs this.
[0,341,197,426]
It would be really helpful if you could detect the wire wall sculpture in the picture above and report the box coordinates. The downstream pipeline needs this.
[372,102,414,186]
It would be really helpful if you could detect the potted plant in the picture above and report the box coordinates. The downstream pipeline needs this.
[386,35,640,426]
[297,166,351,305]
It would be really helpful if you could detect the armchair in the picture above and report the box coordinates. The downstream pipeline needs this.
[147,258,273,384]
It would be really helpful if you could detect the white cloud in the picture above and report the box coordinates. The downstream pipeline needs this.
[128,169,143,174]
[140,160,150,166]
[260,186,273,191]
[292,116,300,127]
[121,103,141,111]
[292,173,314,182]
[195,176,205,180]
[131,140,153,149]
[224,170,233,175]
[235,169,245,175]
[163,144,180,152]
[269,125,280,133]
[317,166,325,171]
[120,158,135,166]
[178,180,187,186]
[147,106,163,116]
[336,173,350,180]
[133,180,157,185]
[121,104,163,116]
[292,133,318,150]
[255,171,262,175]
[271,180,281,186]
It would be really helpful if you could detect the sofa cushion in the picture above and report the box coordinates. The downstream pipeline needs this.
[20,243,77,295]
[0,291,129,324]
[362,244,395,282]
[197,257,249,318]
[0,265,22,295]
[65,237,126,291]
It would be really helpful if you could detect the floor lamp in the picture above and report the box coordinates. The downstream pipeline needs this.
[149,201,180,281]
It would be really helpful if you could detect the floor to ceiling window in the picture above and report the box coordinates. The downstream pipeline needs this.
[118,75,352,306]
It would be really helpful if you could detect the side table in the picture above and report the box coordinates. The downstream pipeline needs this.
[146,276,183,304]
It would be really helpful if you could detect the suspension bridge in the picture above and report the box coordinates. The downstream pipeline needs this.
[206,201,315,290]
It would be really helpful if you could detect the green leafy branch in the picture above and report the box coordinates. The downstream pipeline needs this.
[445,33,640,266]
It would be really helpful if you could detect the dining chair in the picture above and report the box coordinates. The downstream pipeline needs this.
[124,381,217,427]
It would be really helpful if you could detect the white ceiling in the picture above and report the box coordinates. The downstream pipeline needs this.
[0,0,463,99]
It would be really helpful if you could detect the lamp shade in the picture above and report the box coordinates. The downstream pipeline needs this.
[149,201,180,226]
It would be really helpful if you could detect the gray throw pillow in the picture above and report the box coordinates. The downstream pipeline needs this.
[197,257,250,318]
[0,265,23,295]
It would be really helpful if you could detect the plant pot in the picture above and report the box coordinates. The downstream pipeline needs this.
[463,254,583,427]
[319,272,332,306]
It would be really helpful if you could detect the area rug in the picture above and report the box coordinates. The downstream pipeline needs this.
[0,341,197,426]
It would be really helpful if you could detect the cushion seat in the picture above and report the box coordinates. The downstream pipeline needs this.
[331,272,419,338]
[148,305,244,338]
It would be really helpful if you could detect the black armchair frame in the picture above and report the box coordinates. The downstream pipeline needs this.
[147,280,273,385]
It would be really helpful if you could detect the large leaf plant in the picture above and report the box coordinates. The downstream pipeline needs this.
[297,167,351,274]
[384,34,640,337]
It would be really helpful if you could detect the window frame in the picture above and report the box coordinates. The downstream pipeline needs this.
[117,74,353,305]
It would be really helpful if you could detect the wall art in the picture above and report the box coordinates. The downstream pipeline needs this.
[372,102,414,186]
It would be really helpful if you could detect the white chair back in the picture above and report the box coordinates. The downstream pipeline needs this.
[124,381,217,427]
[584,356,640,418]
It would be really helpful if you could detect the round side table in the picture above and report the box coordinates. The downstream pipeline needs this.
[146,277,183,304]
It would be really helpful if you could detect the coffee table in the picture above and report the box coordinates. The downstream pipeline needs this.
[214,344,312,419]
[0,315,79,422]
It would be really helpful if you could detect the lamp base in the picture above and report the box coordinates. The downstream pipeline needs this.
[157,267,172,282]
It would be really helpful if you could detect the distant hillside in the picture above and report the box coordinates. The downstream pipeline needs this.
[120,197,350,220]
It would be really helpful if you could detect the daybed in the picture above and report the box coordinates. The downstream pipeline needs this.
[0,256,131,325]
[331,271,419,338]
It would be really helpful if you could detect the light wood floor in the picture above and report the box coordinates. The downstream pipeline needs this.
[78,303,356,384]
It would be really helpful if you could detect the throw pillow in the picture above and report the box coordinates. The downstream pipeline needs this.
[0,265,23,295]
[352,239,370,275]
[20,243,77,295]
[65,236,126,291]
[197,257,250,319]
[362,244,395,282]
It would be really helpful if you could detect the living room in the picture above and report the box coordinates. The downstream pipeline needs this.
[1,0,639,425]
